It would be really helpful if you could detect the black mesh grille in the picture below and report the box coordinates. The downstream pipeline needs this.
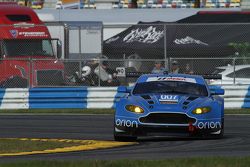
[139,113,196,124]
[37,70,64,86]
[186,96,198,101]
[148,101,154,104]
[141,95,151,100]
[183,101,190,105]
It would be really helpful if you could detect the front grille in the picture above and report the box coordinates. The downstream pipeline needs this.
[139,113,196,124]
[37,70,64,86]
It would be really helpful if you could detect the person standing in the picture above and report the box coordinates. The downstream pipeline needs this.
[184,63,194,75]
[171,61,183,74]
[151,61,166,74]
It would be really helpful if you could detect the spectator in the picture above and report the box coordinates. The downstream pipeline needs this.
[171,61,183,74]
[68,65,94,86]
[184,63,194,74]
[94,61,120,86]
[151,61,166,74]
[86,59,100,85]
[80,65,96,86]
[131,0,138,8]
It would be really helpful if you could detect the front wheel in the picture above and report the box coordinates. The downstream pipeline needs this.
[202,119,224,139]
[211,119,224,139]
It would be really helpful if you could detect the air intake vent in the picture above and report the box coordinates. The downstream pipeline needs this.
[148,101,154,104]
[139,113,196,124]
[186,96,198,101]
[183,101,190,105]
[141,95,151,100]
[7,15,31,22]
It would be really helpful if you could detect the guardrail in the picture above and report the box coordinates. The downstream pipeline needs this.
[223,85,250,109]
[0,86,249,109]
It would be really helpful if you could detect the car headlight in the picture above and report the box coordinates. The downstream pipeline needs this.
[125,105,144,114]
[192,107,211,114]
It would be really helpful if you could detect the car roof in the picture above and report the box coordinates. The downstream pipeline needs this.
[216,64,250,70]
[137,73,206,85]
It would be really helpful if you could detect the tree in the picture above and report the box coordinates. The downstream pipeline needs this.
[228,42,250,64]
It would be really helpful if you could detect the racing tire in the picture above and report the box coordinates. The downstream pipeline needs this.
[211,118,224,139]
[202,118,224,139]
[114,134,137,142]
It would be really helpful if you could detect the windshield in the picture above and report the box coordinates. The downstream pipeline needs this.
[212,68,225,74]
[2,39,54,57]
[133,81,208,97]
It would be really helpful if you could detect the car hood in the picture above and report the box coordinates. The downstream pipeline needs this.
[132,94,210,113]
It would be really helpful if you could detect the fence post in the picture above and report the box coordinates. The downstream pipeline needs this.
[98,59,101,87]
[169,57,172,73]
[64,23,69,59]
[30,58,33,88]
[233,57,236,85]
[79,26,81,54]
[164,24,168,70]
[79,60,82,78]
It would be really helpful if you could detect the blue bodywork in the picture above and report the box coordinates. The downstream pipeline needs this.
[114,74,224,140]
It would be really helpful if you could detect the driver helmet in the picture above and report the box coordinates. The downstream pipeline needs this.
[81,66,91,77]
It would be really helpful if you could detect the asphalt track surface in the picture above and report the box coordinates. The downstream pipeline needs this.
[0,114,250,161]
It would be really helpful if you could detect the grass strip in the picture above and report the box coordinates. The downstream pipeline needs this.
[0,109,115,114]
[1,157,250,167]
[0,109,250,114]
[224,109,250,114]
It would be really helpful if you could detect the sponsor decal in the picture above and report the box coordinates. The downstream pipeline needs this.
[105,36,120,44]
[159,95,178,103]
[116,119,138,128]
[116,67,126,77]
[174,36,208,46]
[18,32,48,37]
[10,30,18,38]
[146,77,196,83]
[123,26,163,44]
[197,121,221,129]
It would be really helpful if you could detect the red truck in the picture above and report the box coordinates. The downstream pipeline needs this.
[0,2,64,88]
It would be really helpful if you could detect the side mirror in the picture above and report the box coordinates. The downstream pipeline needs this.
[117,86,131,93]
[209,86,224,95]
[57,40,62,59]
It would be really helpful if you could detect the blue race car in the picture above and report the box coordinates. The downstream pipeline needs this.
[114,73,224,141]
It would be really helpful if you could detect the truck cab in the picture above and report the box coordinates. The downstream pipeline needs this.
[0,3,64,88]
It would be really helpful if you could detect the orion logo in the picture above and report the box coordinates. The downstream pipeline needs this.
[197,121,221,129]
[116,119,138,128]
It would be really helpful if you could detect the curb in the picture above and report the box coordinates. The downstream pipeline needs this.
[0,138,136,156]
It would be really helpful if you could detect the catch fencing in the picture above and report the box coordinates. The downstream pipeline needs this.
[1,23,250,87]
[0,57,249,88]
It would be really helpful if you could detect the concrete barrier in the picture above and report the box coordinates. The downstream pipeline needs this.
[0,86,248,109]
